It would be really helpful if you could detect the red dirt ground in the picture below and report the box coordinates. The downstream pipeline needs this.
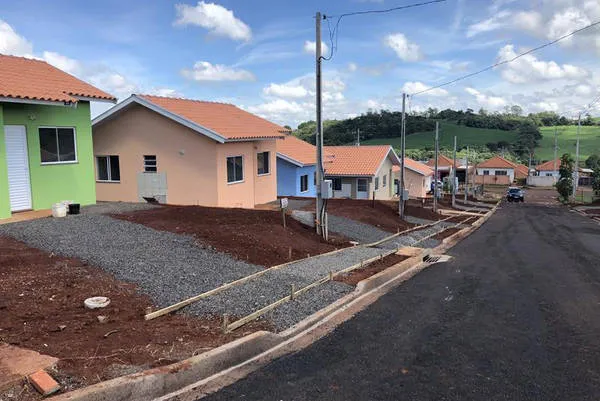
[112,205,348,267]
[334,253,408,286]
[433,227,462,240]
[0,237,269,400]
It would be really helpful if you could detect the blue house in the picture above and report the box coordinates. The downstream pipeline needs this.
[276,135,317,197]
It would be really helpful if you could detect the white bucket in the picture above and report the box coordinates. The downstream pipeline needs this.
[52,202,67,218]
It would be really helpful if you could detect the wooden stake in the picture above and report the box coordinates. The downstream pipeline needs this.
[290,284,296,300]
[329,271,333,281]
[288,247,292,261]
[221,313,229,334]
[282,208,286,228]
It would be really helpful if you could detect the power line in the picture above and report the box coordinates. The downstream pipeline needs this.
[410,20,600,96]
[322,0,446,61]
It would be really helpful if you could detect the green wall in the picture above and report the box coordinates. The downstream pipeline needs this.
[0,104,10,219]
[1,101,96,215]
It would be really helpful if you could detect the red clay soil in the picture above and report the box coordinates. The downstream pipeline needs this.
[112,205,348,267]
[433,227,462,240]
[334,253,408,286]
[0,237,269,400]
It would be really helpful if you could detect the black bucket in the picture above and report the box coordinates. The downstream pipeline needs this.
[68,203,81,215]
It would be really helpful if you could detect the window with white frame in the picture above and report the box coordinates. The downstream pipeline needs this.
[332,178,342,191]
[143,155,157,172]
[39,127,77,163]
[375,177,379,190]
[300,174,308,192]
[313,172,317,186]
[96,156,120,182]
[495,170,508,176]
[383,174,387,187]
[483,170,490,175]
[227,156,244,183]
[357,179,368,192]
[257,151,270,175]
[545,172,553,177]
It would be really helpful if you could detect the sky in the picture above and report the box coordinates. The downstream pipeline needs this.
[1,0,599,127]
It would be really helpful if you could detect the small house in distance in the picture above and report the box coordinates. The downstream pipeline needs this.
[0,54,116,219]
[323,145,401,200]
[92,95,287,208]
[474,155,528,185]
[276,134,318,197]
[393,158,433,199]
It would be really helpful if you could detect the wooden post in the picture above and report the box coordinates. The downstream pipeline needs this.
[288,246,292,261]
[221,313,229,334]
[290,284,296,300]
[329,271,333,281]
[282,208,286,228]
[372,191,376,208]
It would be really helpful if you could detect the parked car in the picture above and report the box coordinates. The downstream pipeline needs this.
[506,187,524,202]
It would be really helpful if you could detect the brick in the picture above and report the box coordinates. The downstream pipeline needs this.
[28,370,60,396]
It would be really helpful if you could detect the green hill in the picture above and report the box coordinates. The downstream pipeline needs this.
[361,121,518,149]
[535,125,600,161]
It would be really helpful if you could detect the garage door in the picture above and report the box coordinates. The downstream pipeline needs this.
[4,125,32,211]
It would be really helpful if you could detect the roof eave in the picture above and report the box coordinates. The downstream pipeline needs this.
[72,95,117,104]
[0,96,73,107]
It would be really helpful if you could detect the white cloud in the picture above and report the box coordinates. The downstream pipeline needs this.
[466,10,512,37]
[402,81,449,97]
[263,83,309,99]
[347,62,358,72]
[181,61,255,82]
[465,87,507,109]
[303,40,329,56]
[147,88,181,97]
[384,33,422,62]
[0,19,33,56]
[42,51,82,76]
[497,44,589,84]
[174,1,251,42]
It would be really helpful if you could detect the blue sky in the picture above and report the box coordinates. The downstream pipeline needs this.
[1,0,599,126]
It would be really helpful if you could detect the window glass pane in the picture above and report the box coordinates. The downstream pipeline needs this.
[97,156,109,181]
[235,156,243,181]
[227,157,235,182]
[358,179,367,192]
[57,128,76,162]
[375,177,379,190]
[110,156,120,181]
[300,175,308,192]
[257,152,269,175]
[39,128,58,163]
[333,178,342,191]
[144,155,157,172]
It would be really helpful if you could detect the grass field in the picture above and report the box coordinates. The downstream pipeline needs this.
[361,121,600,161]
[535,125,600,161]
[361,121,518,149]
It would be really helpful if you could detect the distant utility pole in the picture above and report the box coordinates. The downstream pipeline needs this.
[399,93,407,219]
[452,136,457,207]
[356,128,360,146]
[433,121,439,213]
[315,11,324,236]
[553,126,558,176]
[464,145,468,203]
[573,113,581,197]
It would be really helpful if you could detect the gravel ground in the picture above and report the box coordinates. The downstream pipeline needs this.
[404,215,471,229]
[292,210,390,244]
[81,201,160,215]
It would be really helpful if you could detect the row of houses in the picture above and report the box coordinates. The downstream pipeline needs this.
[1,54,436,220]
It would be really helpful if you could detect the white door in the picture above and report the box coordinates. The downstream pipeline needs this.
[4,125,32,211]
[357,178,368,199]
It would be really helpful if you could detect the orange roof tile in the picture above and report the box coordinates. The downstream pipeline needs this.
[476,156,518,169]
[536,159,561,171]
[426,154,454,168]
[276,135,316,166]
[0,54,116,103]
[514,163,529,179]
[324,145,399,176]
[139,95,288,140]
[393,158,434,176]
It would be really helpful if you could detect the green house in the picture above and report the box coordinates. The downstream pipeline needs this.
[0,54,116,219]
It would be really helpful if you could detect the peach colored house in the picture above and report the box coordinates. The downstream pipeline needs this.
[92,95,287,208]
[393,158,433,199]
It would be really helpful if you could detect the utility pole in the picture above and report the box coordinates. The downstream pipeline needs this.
[573,113,581,197]
[357,128,360,146]
[553,126,558,178]
[464,145,468,203]
[452,135,457,207]
[315,11,324,236]
[433,121,439,214]
[399,93,406,219]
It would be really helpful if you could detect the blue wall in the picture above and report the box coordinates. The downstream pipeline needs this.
[276,158,316,197]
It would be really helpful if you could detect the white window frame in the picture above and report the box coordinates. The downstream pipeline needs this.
[257,151,270,176]
[227,155,244,184]
[300,174,309,193]
[39,126,78,165]
[143,155,157,173]
[96,155,120,183]
[383,174,387,187]
[483,170,490,175]
[495,170,508,176]
[375,176,379,190]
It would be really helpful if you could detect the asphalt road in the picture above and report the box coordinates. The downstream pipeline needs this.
[203,202,600,401]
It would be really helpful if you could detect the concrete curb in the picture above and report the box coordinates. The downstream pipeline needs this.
[49,204,500,401]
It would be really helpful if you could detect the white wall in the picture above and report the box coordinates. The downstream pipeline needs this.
[527,175,556,187]
[372,157,395,200]
[476,168,515,182]
[537,170,559,177]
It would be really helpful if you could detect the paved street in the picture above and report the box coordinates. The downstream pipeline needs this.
[203,201,600,401]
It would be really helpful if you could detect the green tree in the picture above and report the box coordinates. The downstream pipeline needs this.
[556,153,574,201]
[592,167,600,196]
[585,154,600,170]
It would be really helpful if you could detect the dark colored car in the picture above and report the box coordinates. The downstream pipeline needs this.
[507,187,524,202]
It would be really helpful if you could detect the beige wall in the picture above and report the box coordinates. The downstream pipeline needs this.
[401,169,431,198]
[93,104,277,208]
[372,158,395,200]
